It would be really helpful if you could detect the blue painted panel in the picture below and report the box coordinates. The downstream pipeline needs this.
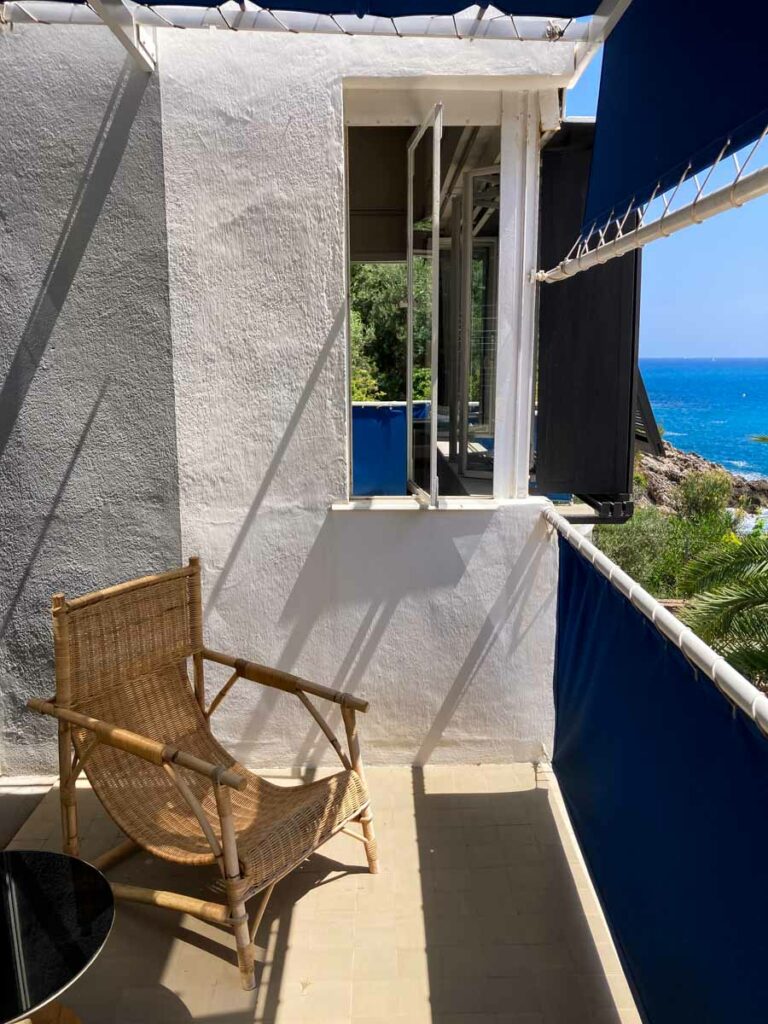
[351,403,407,497]
[554,537,768,1023]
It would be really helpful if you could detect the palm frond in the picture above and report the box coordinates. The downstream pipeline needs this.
[715,611,768,684]
[726,648,768,683]
[682,575,768,642]
[680,536,768,595]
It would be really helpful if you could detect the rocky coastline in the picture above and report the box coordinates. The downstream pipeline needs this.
[639,442,768,513]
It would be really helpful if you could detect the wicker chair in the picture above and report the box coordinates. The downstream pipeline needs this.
[28,559,377,990]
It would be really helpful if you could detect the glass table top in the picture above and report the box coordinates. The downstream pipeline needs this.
[0,850,114,1024]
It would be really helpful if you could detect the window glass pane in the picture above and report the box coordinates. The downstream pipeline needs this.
[466,242,497,473]
[409,120,438,499]
[459,171,499,484]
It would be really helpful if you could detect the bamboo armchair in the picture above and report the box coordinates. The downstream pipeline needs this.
[28,558,377,990]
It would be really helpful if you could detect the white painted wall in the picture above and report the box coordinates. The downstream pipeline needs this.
[0,26,181,774]
[160,30,562,766]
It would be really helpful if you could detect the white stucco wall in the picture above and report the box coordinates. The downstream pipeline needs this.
[0,27,181,774]
[159,31,561,766]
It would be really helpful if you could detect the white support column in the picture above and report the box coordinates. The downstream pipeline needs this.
[493,91,540,500]
[88,0,156,73]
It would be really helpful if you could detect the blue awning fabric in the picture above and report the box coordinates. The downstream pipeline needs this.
[584,0,768,236]
[554,536,768,1024]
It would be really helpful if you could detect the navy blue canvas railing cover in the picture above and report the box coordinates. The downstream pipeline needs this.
[553,536,768,1023]
[584,0,768,236]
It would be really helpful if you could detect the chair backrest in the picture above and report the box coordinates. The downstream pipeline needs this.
[53,561,204,726]
[51,560,233,864]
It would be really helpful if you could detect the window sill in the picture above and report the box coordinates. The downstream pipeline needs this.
[330,496,547,512]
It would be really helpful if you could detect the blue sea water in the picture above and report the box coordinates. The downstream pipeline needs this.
[640,359,768,480]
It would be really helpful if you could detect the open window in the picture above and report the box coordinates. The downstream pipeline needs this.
[347,110,501,502]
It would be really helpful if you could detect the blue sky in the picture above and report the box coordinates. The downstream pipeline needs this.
[566,54,768,359]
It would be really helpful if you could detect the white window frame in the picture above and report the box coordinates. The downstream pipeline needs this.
[342,87,541,508]
[407,102,443,508]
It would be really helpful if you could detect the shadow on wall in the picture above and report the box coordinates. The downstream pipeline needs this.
[217,504,554,769]
[0,62,148,461]
[0,54,180,772]
[218,507,487,765]
[414,524,553,765]
[0,382,109,643]
[203,304,346,619]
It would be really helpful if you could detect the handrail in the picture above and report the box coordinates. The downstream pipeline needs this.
[536,160,768,284]
[543,505,768,737]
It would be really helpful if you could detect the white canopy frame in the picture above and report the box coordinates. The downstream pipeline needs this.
[538,121,768,284]
[1,1,591,41]
[0,0,634,89]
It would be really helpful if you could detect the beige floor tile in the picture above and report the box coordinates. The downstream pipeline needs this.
[352,945,398,981]
[276,978,352,1022]
[2,767,639,1024]
[350,978,399,1018]
[280,946,355,983]
[396,945,429,981]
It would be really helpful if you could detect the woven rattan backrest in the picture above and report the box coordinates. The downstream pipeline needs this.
[54,563,203,712]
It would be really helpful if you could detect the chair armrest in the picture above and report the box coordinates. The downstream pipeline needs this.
[27,698,245,791]
[202,648,369,713]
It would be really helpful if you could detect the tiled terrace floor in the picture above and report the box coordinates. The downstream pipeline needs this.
[5,765,639,1024]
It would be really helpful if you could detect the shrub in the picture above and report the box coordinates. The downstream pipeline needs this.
[673,469,731,521]
[594,471,736,599]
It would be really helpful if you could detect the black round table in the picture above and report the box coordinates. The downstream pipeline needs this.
[0,850,114,1024]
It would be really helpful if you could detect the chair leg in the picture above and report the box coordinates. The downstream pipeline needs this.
[216,782,257,991]
[360,807,379,874]
[341,706,379,874]
[230,897,257,991]
[58,722,79,857]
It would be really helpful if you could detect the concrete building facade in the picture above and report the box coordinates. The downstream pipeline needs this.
[0,23,576,772]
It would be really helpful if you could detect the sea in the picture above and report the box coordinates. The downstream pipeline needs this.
[641,358,768,481]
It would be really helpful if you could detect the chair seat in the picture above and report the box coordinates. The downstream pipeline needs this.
[86,728,370,893]
[233,768,369,893]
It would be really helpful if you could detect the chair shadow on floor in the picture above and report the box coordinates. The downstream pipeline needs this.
[58,783,365,1024]
[0,785,48,850]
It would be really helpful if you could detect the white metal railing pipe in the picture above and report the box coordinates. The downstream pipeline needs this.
[537,162,768,284]
[543,504,768,736]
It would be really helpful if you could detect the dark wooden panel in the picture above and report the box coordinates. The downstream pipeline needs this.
[536,121,640,498]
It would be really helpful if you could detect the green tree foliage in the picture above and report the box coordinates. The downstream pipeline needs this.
[349,309,382,402]
[594,470,736,599]
[349,255,488,404]
[674,468,732,520]
[595,467,768,684]
[349,261,432,401]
